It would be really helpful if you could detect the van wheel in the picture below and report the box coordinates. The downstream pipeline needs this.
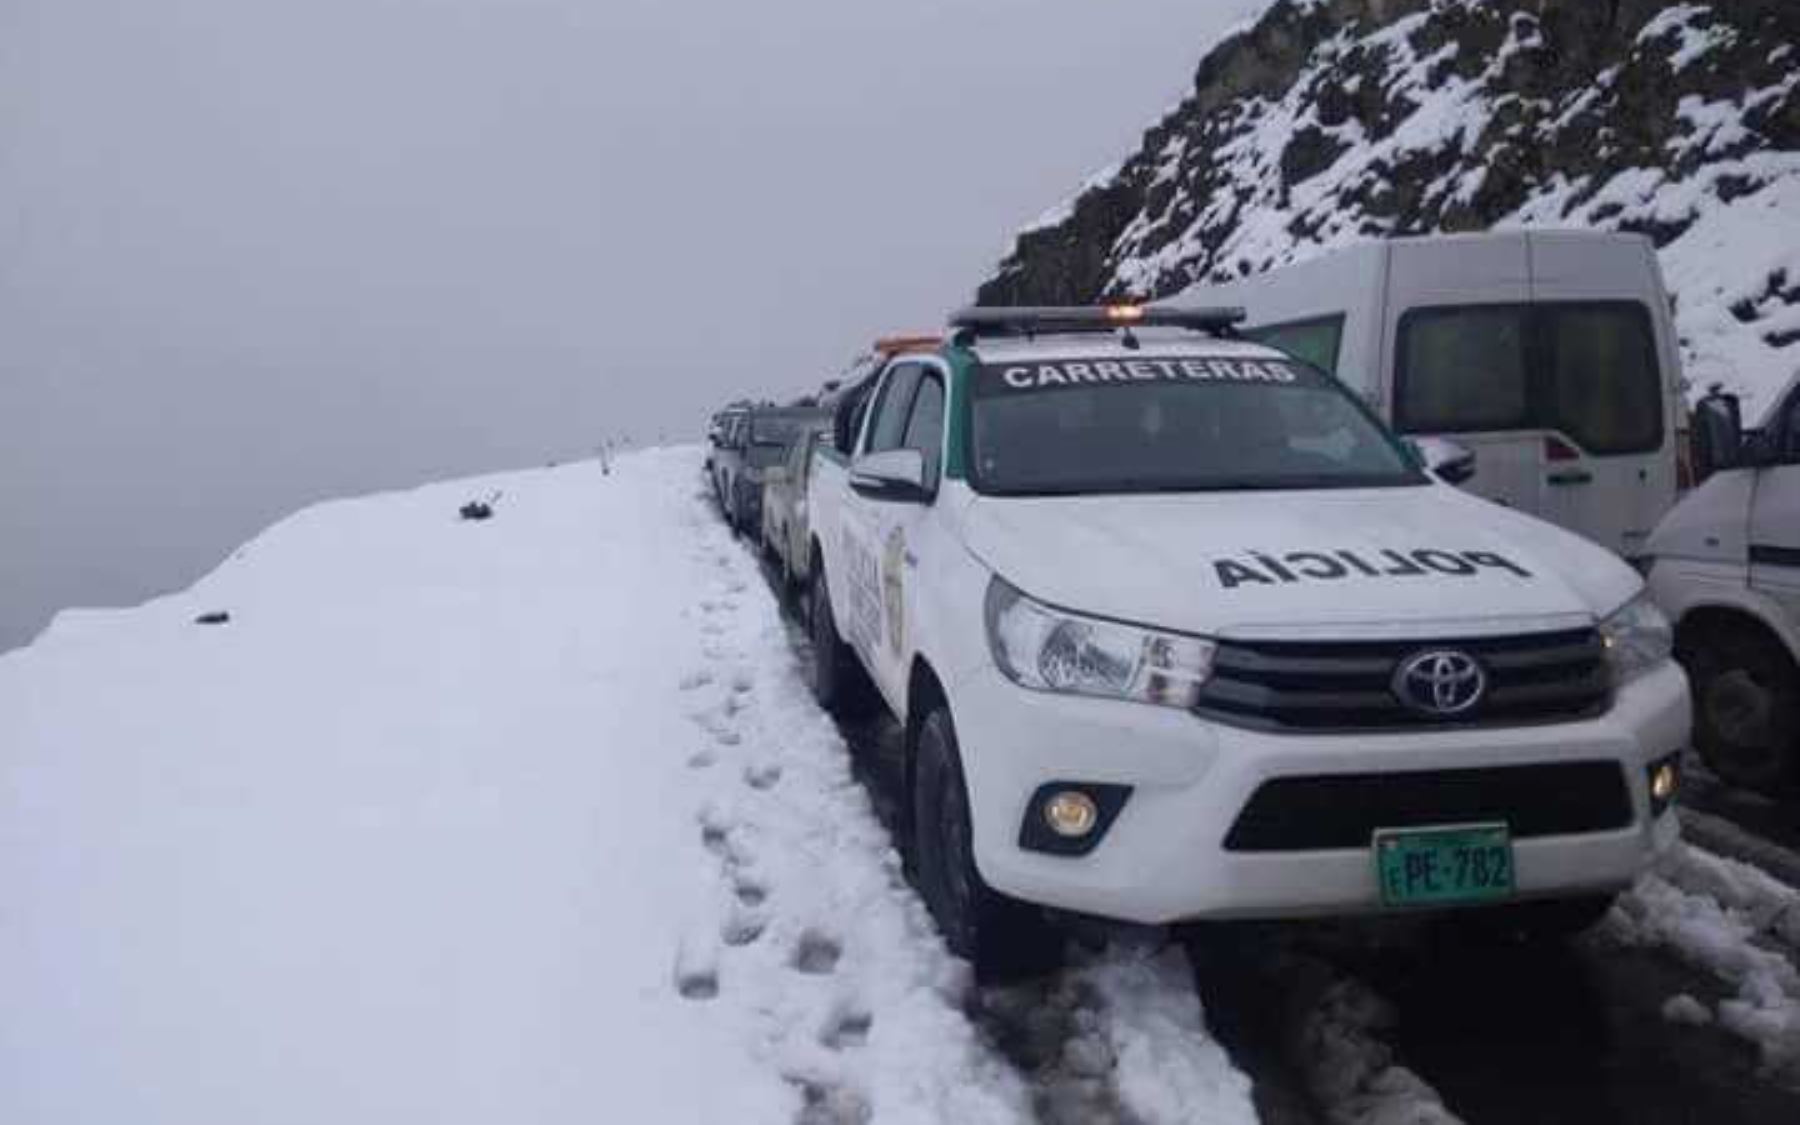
[911,704,1063,983]
[1449,894,1616,946]
[1681,624,1800,796]
[807,569,875,719]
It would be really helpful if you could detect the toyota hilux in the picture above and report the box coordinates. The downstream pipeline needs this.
[803,306,1689,979]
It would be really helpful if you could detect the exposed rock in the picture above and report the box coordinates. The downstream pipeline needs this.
[979,0,1800,413]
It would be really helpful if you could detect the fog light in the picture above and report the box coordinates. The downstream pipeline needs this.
[1651,762,1677,803]
[1043,790,1099,838]
[1648,756,1680,816]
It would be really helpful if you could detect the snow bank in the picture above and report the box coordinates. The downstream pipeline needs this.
[0,450,1023,1124]
[1611,841,1800,1079]
[1,448,1261,1125]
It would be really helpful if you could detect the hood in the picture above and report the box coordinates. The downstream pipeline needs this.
[960,484,1640,639]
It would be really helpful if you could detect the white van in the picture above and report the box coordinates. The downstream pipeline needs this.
[1647,378,1800,795]
[1167,231,1685,558]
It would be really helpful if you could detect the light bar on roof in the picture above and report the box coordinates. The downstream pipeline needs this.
[873,334,943,355]
[947,305,1245,339]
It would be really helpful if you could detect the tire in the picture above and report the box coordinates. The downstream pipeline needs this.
[1447,894,1617,946]
[1680,622,1800,796]
[911,704,1063,983]
[807,568,876,719]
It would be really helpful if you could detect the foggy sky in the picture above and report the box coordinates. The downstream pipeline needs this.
[0,0,1253,653]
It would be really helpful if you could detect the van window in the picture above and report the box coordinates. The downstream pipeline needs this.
[1248,315,1345,374]
[1779,391,1800,462]
[1396,307,1530,432]
[1545,305,1661,454]
[1395,302,1662,455]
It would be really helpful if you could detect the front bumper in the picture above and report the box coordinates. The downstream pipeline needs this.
[947,659,1689,925]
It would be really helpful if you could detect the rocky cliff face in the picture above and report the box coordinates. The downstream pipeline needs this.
[980,0,1799,415]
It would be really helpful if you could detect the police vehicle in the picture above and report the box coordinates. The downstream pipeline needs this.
[803,305,1689,979]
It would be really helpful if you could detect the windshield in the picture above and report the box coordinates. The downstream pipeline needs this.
[750,414,810,446]
[969,354,1423,495]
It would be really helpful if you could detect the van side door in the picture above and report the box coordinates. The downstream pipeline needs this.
[1526,233,1677,558]
[1390,302,1665,557]
[1750,387,1800,625]
[1383,237,1541,523]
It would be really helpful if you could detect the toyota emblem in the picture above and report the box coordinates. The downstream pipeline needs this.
[1393,649,1487,716]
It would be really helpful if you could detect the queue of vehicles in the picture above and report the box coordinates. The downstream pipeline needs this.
[701,230,1796,981]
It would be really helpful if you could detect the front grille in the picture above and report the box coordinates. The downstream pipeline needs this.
[1194,628,1609,732]
[1223,761,1634,852]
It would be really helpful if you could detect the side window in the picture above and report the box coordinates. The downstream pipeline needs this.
[863,364,923,454]
[1249,315,1345,374]
[1395,306,1529,433]
[1395,302,1663,453]
[1543,303,1661,454]
[901,373,946,487]
[1781,391,1800,462]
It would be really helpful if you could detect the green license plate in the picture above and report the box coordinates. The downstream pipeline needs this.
[1374,823,1514,908]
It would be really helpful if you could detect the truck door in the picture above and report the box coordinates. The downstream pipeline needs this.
[862,365,948,709]
[1750,389,1800,623]
[837,363,923,690]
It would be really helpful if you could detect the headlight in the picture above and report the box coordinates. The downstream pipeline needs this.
[983,578,1215,708]
[1599,592,1673,685]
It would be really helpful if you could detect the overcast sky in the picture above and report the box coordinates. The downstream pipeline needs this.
[0,0,1254,652]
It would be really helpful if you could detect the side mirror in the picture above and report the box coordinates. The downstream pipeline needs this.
[1408,436,1477,485]
[1691,389,1744,482]
[849,449,932,503]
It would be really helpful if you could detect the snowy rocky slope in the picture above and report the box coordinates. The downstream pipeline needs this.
[980,0,1800,420]
[0,449,1257,1125]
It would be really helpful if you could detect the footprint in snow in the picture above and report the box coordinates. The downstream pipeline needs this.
[679,669,714,691]
[744,762,782,791]
[792,930,842,976]
[789,1077,870,1125]
[733,877,769,907]
[673,939,721,1001]
[721,907,766,948]
[820,1008,873,1050]
[675,970,719,1001]
[687,748,718,770]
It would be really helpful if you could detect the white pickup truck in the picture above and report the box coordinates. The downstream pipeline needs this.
[803,306,1688,981]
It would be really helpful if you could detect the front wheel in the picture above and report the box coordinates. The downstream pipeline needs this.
[1682,624,1800,796]
[911,704,1062,982]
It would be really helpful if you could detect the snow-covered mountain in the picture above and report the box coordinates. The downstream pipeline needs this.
[980,0,1799,419]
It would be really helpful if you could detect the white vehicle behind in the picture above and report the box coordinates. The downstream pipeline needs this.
[802,306,1689,981]
[1168,231,1685,558]
[1647,376,1800,795]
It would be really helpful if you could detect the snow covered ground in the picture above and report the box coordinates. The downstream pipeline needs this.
[0,448,1256,1125]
